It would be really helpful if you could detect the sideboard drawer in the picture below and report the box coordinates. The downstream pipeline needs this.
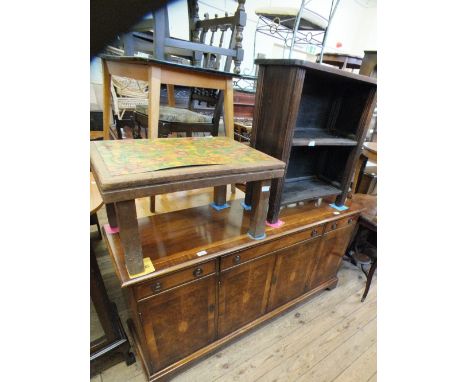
[325,215,357,233]
[221,225,324,271]
[135,260,216,300]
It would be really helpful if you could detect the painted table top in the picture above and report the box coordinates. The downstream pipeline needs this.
[91,137,285,200]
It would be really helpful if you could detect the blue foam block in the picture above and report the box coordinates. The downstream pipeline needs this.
[240,201,252,211]
[329,203,349,211]
[210,202,230,211]
[247,232,267,240]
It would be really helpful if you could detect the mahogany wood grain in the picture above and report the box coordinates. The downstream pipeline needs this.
[135,260,216,301]
[324,214,358,233]
[218,254,276,337]
[136,275,339,382]
[308,223,356,290]
[220,225,324,272]
[115,200,144,275]
[267,237,322,311]
[104,199,363,288]
[138,275,217,373]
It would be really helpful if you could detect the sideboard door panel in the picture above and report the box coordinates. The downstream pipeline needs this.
[138,275,217,372]
[308,224,355,289]
[218,254,276,337]
[267,238,321,311]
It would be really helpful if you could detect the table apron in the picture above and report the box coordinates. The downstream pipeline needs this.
[99,169,285,203]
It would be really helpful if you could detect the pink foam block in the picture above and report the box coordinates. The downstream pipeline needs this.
[265,219,285,228]
[104,224,120,234]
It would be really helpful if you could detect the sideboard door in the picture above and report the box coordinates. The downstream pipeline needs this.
[218,254,276,337]
[267,237,321,311]
[138,275,217,372]
[308,224,355,289]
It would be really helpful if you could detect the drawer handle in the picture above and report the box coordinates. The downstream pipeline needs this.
[193,267,204,278]
[348,218,354,224]
[311,229,319,237]
[331,223,337,230]
[233,255,241,264]
[151,282,162,293]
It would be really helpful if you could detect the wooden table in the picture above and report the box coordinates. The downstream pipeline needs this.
[321,53,363,70]
[353,142,377,193]
[100,55,237,141]
[91,137,285,276]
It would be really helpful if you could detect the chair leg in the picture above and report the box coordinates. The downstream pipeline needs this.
[361,259,377,302]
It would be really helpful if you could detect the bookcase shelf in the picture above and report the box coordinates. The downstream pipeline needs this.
[293,128,357,147]
[281,177,341,205]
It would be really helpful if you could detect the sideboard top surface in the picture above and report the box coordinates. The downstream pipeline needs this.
[255,58,377,85]
[91,137,285,201]
[104,198,365,288]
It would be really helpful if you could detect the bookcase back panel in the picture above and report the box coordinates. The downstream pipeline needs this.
[296,74,334,131]
[333,84,373,137]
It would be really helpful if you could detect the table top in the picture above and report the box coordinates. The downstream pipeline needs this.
[255,59,377,85]
[105,197,364,287]
[363,142,377,155]
[100,54,238,78]
[90,173,103,214]
[91,137,285,202]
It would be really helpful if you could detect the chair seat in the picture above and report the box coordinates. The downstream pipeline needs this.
[159,106,212,124]
[255,7,328,31]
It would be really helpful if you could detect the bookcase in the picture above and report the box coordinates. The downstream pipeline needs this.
[247,59,377,223]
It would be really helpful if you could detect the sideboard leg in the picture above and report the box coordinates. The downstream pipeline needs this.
[115,200,145,275]
[248,179,271,239]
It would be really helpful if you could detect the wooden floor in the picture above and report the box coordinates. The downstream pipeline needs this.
[91,189,377,382]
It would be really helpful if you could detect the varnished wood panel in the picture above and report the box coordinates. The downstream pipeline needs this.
[218,254,276,337]
[135,260,216,301]
[308,223,356,290]
[220,225,323,271]
[139,275,217,372]
[267,237,322,311]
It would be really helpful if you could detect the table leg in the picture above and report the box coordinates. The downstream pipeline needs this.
[223,79,234,140]
[105,203,118,229]
[115,200,144,275]
[167,84,176,107]
[150,196,156,213]
[148,66,162,139]
[102,60,111,140]
[248,180,271,239]
[213,185,227,206]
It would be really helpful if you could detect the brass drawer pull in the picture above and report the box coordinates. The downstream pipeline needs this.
[151,282,162,293]
[193,267,204,278]
[311,229,319,237]
[331,223,337,230]
[233,255,241,264]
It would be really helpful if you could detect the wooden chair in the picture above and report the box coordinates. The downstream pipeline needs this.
[345,194,377,302]
[120,0,246,74]
[109,0,246,139]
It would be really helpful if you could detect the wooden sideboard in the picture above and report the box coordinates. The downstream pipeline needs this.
[103,198,363,381]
